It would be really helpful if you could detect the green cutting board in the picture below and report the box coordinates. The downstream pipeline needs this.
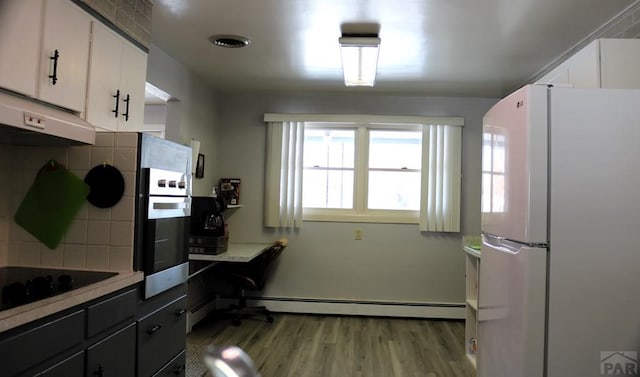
[14,163,90,249]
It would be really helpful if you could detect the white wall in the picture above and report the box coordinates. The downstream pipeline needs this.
[146,45,220,196]
[216,92,497,310]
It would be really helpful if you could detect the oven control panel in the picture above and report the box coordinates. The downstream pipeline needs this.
[146,168,191,197]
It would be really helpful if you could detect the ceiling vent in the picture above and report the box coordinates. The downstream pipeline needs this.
[208,35,251,48]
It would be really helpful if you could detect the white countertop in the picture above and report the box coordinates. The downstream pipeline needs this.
[0,270,144,333]
[463,245,481,258]
[189,243,273,262]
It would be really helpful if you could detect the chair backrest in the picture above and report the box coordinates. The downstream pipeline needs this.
[228,241,286,290]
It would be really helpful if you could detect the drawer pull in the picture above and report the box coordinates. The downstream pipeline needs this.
[174,364,185,375]
[93,364,104,377]
[175,308,187,317]
[147,324,163,334]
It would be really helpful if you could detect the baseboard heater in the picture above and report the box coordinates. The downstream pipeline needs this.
[186,293,218,332]
[221,296,466,319]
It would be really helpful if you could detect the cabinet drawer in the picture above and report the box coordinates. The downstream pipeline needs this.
[138,296,187,377]
[39,350,84,377]
[153,350,186,377]
[86,322,136,377]
[87,288,137,338]
[0,310,84,377]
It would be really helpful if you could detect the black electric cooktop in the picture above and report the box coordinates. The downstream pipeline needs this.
[0,267,117,312]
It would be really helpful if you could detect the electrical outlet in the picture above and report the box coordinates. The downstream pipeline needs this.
[354,228,363,240]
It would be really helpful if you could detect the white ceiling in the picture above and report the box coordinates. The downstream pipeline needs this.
[150,0,635,98]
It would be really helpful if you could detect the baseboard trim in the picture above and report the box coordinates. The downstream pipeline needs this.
[221,296,465,319]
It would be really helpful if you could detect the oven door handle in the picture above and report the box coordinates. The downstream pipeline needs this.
[153,202,188,210]
[148,196,191,219]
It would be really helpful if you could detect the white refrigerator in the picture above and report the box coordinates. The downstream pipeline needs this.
[477,85,640,377]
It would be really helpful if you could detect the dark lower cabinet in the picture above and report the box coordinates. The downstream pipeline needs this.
[137,295,187,377]
[0,310,85,377]
[0,283,188,377]
[39,351,84,377]
[86,323,136,377]
[153,350,186,377]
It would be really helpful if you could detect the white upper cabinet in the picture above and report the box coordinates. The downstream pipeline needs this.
[0,0,43,98]
[599,39,640,88]
[0,0,90,113]
[39,0,91,113]
[86,21,148,131]
[537,39,640,89]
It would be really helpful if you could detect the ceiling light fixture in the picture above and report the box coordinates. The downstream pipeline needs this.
[208,34,251,48]
[339,34,381,87]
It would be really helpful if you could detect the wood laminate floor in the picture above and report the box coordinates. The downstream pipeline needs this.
[186,312,476,377]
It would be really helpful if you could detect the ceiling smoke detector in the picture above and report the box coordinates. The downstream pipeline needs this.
[209,35,251,48]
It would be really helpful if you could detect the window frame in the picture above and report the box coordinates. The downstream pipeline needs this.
[302,121,423,224]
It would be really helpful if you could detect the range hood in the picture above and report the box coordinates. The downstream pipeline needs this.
[0,90,95,145]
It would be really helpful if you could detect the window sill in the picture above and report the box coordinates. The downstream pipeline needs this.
[303,212,419,224]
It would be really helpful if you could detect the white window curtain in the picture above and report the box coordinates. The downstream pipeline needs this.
[264,121,305,228]
[420,124,462,232]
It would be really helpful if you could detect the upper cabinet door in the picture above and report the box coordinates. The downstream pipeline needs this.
[118,41,147,131]
[86,21,148,131]
[600,39,640,89]
[39,0,91,113]
[536,39,640,90]
[0,0,43,97]
[86,22,124,131]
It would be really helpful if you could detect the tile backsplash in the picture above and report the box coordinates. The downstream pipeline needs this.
[0,132,138,272]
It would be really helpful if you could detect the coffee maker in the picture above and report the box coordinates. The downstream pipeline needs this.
[189,196,228,254]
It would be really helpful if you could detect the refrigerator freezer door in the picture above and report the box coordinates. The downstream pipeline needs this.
[481,85,548,244]
[477,234,547,377]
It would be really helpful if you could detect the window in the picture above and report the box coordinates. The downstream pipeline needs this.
[302,127,355,209]
[302,123,422,222]
[367,129,422,211]
[264,114,463,231]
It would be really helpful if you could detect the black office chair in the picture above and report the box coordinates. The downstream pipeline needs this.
[218,239,287,326]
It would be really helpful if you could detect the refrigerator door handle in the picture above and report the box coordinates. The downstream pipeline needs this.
[482,233,521,254]
[483,233,549,252]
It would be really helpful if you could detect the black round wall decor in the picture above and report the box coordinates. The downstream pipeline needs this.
[84,164,125,208]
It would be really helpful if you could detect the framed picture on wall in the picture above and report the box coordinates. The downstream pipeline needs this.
[195,153,205,178]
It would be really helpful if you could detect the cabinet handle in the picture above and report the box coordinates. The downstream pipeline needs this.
[173,364,186,375]
[112,89,120,118]
[49,49,60,85]
[147,324,162,334]
[93,363,104,377]
[175,308,187,317]
[122,94,130,121]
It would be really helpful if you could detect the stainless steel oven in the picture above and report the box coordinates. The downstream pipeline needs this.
[138,167,191,298]
[133,133,193,299]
